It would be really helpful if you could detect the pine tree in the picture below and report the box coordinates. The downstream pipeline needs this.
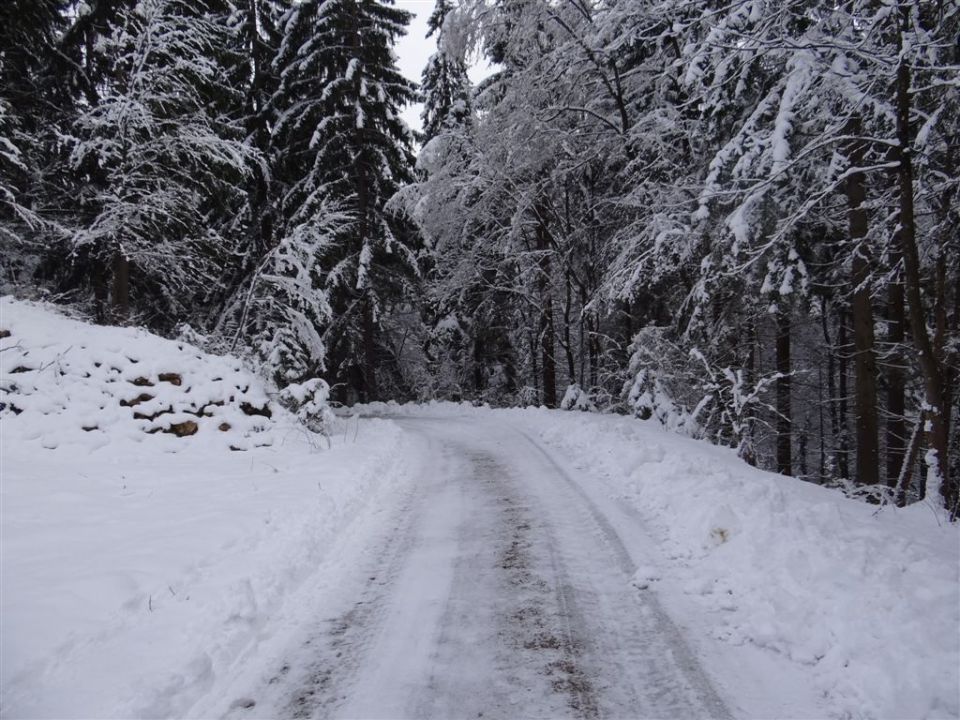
[0,0,69,280]
[272,0,418,401]
[420,0,473,143]
[67,0,255,323]
[227,0,289,261]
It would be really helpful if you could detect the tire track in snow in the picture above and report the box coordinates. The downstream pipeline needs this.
[512,425,731,719]
[219,415,731,719]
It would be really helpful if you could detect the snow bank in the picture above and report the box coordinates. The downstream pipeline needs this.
[347,398,486,417]
[506,408,959,720]
[1,298,418,718]
[0,298,278,452]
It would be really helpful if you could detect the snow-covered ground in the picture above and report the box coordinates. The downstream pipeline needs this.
[513,406,960,720]
[1,299,422,718]
[2,301,958,719]
[357,401,960,720]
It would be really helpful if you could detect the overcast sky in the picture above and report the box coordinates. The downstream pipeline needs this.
[394,0,492,136]
[394,0,433,134]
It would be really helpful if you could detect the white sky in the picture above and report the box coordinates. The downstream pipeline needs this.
[394,0,492,135]
[394,0,434,133]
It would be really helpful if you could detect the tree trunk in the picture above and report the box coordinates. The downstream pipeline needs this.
[92,257,108,324]
[536,217,557,408]
[577,286,587,386]
[846,116,880,486]
[362,294,379,403]
[776,307,792,475]
[473,334,485,399]
[588,313,600,389]
[892,40,954,513]
[563,270,576,382]
[739,321,758,467]
[838,307,850,480]
[111,250,130,321]
[821,299,841,478]
[886,252,906,488]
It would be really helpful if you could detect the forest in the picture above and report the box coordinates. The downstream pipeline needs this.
[1,0,958,517]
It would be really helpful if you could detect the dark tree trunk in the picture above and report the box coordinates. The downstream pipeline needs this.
[821,299,840,477]
[740,321,758,467]
[892,36,954,513]
[588,313,600,389]
[362,294,379,402]
[536,217,557,408]
[529,328,540,402]
[92,258,108,324]
[846,116,880,486]
[577,286,587,387]
[886,252,906,488]
[473,335,485,399]
[563,270,575,381]
[111,251,130,321]
[838,308,850,480]
[776,307,792,475]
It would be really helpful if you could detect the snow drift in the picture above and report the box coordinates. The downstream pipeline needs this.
[366,402,960,720]
[519,408,960,720]
[0,298,418,718]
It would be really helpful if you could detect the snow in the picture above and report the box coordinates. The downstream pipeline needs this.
[1,300,277,451]
[559,383,596,412]
[511,407,960,720]
[355,402,960,720]
[2,302,957,720]
[1,299,418,718]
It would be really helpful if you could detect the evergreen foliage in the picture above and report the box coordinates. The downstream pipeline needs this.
[65,0,255,323]
[400,0,960,515]
[272,0,419,400]
[2,0,957,514]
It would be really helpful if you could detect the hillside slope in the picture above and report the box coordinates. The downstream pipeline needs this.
[0,298,419,718]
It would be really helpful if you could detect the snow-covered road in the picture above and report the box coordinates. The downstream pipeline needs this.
[6,301,956,720]
[212,414,730,720]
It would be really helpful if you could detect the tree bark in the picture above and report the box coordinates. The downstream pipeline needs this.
[473,334,485,399]
[892,39,953,513]
[92,256,108,324]
[563,270,576,381]
[838,307,850,480]
[776,307,792,475]
[886,251,906,488]
[821,299,841,477]
[111,250,130,321]
[362,293,379,403]
[846,116,880,486]
[536,215,557,408]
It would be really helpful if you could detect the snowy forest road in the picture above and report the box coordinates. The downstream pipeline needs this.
[217,414,731,720]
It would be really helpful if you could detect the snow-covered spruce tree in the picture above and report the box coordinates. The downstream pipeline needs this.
[670,1,838,475]
[0,100,35,259]
[224,200,351,386]
[419,0,473,144]
[225,0,289,263]
[386,0,483,400]
[67,0,255,325]
[671,0,959,509]
[272,0,418,402]
[0,0,71,286]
